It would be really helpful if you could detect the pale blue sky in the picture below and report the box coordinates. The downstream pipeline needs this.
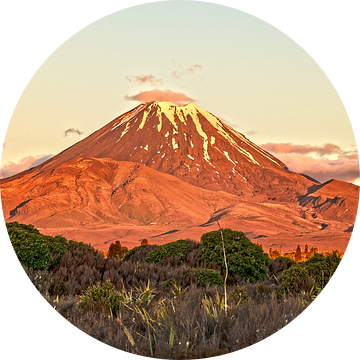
[1,1,357,182]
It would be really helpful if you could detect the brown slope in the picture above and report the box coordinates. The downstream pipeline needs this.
[1,156,353,253]
[1,157,242,230]
[298,179,359,222]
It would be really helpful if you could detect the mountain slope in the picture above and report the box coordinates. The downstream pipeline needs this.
[1,101,357,252]
[1,157,242,229]
[298,179,359,222]
[2,101,314,201]
[1,156,342,252]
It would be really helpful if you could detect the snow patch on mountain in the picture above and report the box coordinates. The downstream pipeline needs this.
[172,138,179,150]
[223,151,236,165]
[111,103,146,131]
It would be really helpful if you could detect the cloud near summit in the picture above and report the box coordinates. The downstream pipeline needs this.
[125,89,194,104]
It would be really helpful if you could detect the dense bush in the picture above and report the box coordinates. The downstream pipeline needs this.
[305,251,342,289]
[279,251,342,295]
[46,235,69,267]
[8,225,52,270]
[193,269,224,287]
[199,229,271,282]
[7,222,82,270]
[123,244,153,261]
[145,240,192,263]
[304,253,326,265]
[279,264,313,294]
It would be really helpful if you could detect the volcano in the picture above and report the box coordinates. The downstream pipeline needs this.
[1,101,358,252]
[4,102,314,200]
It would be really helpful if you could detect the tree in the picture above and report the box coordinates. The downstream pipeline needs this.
[108,241,123,259]
[121,246,129,258]
[304,244,309,257]
[295,245,302,262]
[140,238,149,246]
[309,247,318,257]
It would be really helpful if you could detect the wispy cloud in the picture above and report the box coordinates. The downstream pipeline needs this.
[125,89,194,104]
[172,60,203,79]
[125,74,163,85]
[260,142,359,183]
[0,154,53,178]
[246,131,257,136]
[63,128,83,137]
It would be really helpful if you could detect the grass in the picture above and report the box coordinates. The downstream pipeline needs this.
[48,283,307,359]
[23,239,312,359]
[10,223,339,359]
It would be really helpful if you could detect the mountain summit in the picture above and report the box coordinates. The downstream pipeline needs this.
[5,101,313,201]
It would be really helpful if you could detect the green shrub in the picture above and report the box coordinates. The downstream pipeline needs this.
[305,253,326,265]
[79,280,123,314]
[145,240,191,263]
[9,228,52,270]
[199,229,271,282]
[193,269,224,288]
[279,264,313,294]
[305,251,341,289]
[280,251,342,295]
[123,244,149,261]
[7,222,86,270]
[46,235,68,267]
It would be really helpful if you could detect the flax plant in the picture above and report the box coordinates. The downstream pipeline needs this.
[117,314,139,354]
[133,305,157,357]
[171,280,189,299]
[202,290,226,320]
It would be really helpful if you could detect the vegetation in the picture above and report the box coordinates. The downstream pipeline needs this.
[79,279,124,313]
[7,222,82,270]
[199,229,271,282]
[229,286,249,305]
[266,244,344,262]
[107,240,129,259]
[7,222,343,359]
[279,251,342,296]
[145,239,192,263]
[193,269,224,287]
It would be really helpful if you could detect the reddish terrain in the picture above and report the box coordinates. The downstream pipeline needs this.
[1,101,358,252]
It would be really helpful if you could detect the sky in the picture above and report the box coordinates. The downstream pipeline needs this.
[0,0,358,184]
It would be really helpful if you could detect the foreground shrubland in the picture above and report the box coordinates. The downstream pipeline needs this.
[8,222,341,359]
